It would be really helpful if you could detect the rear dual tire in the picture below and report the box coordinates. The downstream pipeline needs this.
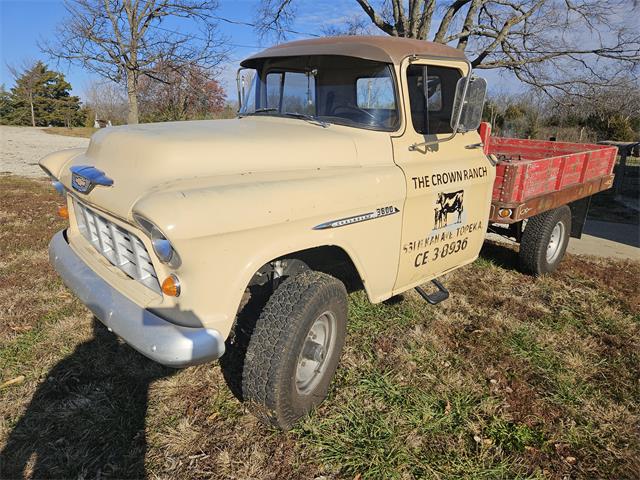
[518,205,571,275]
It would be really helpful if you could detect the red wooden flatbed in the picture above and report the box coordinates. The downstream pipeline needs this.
[483,129,618,224]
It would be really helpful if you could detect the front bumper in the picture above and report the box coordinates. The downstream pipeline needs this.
[48,230,225,367]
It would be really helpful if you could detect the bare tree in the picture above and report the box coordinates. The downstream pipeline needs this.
[41,0,227,124]
[257,0,639,98]
[84,79,129,125]
[137,60,226,121]
[551,78,640,140]
[322,16,376,36]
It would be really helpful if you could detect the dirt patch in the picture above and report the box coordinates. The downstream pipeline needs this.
[0,177,71,341]
[42,127,97,138]
[559,255,640,312]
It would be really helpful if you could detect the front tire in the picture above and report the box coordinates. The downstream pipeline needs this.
[242,270,348,429]
[518,205,571,275]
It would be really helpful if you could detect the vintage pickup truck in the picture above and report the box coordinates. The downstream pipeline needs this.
[41,36,617,429]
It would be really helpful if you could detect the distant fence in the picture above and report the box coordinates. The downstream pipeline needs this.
[614,164,639,197]
[598,141,640,197]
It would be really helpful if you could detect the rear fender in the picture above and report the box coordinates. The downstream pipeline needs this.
[568,196,592,239]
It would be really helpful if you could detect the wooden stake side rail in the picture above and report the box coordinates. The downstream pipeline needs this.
[484,133,618,224]
[489,137,618,204]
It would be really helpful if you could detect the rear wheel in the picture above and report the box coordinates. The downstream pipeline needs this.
[241,270,347,429]
[518,206,571,275]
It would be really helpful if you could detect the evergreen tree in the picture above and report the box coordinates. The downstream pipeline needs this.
[5,62,84,127]
[0,85,11,123]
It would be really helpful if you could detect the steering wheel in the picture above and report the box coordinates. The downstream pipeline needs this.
[331,104,377,121]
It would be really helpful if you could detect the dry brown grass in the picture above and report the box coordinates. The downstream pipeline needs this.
[42,127,97,138]
[1,176,639,479]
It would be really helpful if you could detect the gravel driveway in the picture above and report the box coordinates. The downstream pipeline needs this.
[0,126,89,178]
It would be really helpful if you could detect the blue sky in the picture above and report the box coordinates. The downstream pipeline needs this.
[0,0,516,101]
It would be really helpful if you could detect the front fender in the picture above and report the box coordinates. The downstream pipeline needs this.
[131,166,406,338]
[39,148,87,179]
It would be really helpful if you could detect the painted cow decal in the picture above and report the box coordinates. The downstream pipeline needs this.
[434,190,464,229]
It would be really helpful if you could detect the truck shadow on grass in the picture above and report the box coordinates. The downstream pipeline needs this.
[478,240,520,270]
[0,319,176,479]
[219,285,271,402]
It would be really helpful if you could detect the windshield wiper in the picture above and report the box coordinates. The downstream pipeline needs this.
[284,112,329,128]
[241,108,330,127]
[254,107,278,113]
[239,107,278,118]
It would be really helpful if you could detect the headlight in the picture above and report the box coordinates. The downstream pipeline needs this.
[41,166,64,196]
[52,180,65,195]
[133,214,180,266]
[151,227,174,263]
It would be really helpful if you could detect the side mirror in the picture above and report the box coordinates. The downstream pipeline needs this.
[451,76,487,133]
[236,68,254,112]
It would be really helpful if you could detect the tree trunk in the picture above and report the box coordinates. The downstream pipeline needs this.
[126,72,139,124]
[29,91,35,127]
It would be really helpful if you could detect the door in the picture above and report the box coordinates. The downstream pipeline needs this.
[392,58,495,293]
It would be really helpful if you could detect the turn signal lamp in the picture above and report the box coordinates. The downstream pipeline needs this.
[57,206,69,219]
[161,275,181,297]
[498,208,512,219]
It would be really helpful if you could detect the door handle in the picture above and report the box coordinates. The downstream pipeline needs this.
[466,142,497,165]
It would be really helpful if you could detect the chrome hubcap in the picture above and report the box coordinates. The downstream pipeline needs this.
[295,311,336,394]
[546,221,565,262]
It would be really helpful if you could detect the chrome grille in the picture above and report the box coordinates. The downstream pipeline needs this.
[72,198,160,293]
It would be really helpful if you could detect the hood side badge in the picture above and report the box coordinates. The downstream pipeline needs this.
[70,165,114,194]
[313,206,400,230]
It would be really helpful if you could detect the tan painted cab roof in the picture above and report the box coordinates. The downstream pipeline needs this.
[241,35,467,67]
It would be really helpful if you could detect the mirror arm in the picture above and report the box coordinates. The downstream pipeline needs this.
[408,59,473,152]
[409,132,457,151]
[236,67,250,114]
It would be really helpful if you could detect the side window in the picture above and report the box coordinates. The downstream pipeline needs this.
[425,76,442,111]
[356,76,395,109]
[407,64,461,135]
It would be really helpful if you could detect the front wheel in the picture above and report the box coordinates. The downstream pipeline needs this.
[241,270,347,429]
[518,205,571,275]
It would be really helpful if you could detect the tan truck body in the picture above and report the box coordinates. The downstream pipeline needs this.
[42,36,494,367]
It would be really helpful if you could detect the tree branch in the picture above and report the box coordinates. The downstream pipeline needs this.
[354,0,396,35]
[434,0,472,42]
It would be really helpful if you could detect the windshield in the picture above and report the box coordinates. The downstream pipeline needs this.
[239,55,399,131]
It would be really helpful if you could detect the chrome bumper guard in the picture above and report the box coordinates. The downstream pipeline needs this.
[48,230,225,367]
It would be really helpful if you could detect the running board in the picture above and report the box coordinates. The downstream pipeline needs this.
[415,279,450,305]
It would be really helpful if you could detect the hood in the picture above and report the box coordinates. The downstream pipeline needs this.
[47,116,362,220]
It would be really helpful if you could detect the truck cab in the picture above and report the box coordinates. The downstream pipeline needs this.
[236,36,493,294]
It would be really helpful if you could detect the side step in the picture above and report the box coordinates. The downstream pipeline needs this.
[415,279,450,305]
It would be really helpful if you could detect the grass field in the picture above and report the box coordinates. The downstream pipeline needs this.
[42,127,97,138]
[1,176,639,479]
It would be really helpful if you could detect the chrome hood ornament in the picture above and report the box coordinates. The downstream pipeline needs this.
[70,165,114,194]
